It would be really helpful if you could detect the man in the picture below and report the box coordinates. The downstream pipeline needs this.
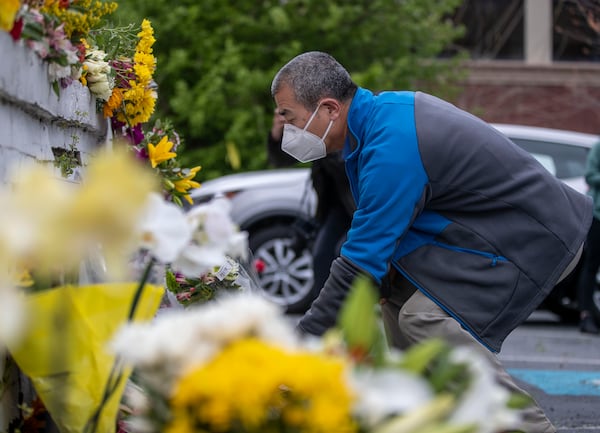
[576,139,600,334]
[271,51,591,433]
[266,109,355,312]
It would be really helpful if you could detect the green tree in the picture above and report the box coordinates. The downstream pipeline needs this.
[113,0,466,179]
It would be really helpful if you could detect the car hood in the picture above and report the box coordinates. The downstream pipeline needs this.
[192,168,310,199]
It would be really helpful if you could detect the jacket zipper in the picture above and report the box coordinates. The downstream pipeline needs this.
[432,241,507,267]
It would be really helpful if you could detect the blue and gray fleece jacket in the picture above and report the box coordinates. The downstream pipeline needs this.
[300,88,592,352]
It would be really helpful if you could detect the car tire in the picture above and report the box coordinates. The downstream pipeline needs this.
[248,224,318,314]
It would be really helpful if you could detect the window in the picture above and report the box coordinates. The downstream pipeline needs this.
[511,138,589,179]
[449,0,600,62]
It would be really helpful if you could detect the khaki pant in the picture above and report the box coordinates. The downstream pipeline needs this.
[381,289,556,433]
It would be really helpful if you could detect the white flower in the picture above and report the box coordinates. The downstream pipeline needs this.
[123,381,150,413]
[121,417,156,433]
[83,49,113,101]
[167,197,249,276]
[351,368,434,427]
[227,231,249,261]
[136,193,192,263]
[88,80,112,101]
[186,197,238,247]
[111,293,292,387]
[0,286,26,346]
[48,62,72,81]
[448,347,521,433]
[170,243,227,277]
[85,58,110,76]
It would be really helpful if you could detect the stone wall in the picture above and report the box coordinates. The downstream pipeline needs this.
[454,61,600,135]
[0,31,108,184]
[0,31,107,429]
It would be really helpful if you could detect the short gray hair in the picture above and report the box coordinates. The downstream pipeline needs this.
[271,51,357,110]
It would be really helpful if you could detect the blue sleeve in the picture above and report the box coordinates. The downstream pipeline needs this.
[340,101,429,283]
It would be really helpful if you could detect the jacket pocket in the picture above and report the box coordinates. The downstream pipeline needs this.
[397,241,522,336]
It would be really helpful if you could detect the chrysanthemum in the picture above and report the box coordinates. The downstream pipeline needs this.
[121,82,156,125]
[103,87,123,118]
[136,19,156,54]
[166,338,357,433]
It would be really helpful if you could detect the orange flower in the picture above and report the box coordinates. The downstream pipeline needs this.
[103,87,123,118]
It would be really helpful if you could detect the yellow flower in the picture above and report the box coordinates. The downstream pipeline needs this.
[173,166,201,205]
[41,0,117,38]
[148,136,176,168]
[0,149,158,280]
[121,82,156,125]
[133,62,152,86]
[103,87,123,118]
[0,0,20,31]
[136,19,156,54]
[67,148,159,278]
[167,338,357,433]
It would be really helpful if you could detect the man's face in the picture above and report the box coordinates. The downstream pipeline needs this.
[274,85,331,144]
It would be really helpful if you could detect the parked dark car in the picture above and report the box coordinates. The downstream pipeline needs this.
[190,124,600,320]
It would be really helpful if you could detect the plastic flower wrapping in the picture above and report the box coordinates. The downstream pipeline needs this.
[164,256,259,308]
[0,152,249,433]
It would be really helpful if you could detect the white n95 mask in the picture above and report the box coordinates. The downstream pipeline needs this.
[281,105,333,163]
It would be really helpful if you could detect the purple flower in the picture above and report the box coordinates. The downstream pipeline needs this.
[129,123,145,145]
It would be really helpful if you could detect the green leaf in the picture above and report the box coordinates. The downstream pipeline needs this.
[165,268,179,293]
[398,338,449,375]
[338,275,383,360]
[52,81,60,98]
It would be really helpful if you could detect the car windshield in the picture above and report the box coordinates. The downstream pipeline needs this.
[511,138,589,179]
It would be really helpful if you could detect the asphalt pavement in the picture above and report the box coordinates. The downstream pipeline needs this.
[500,311,600,433]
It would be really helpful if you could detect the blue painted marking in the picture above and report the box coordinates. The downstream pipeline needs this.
[508,369,600,396]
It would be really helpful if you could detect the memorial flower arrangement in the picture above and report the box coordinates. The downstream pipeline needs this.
[112,278,524,433]
[3,0,201,206]
[165,257,246,307]
[0,149,249,433]
[1,2,529,433]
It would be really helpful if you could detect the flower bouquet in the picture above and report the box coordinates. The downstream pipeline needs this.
[0,149,248,433]
[165,256,259,308]
[5,2,203,207]
[111,277,523,433]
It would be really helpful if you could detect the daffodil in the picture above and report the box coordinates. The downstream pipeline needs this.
[147,136,176,168]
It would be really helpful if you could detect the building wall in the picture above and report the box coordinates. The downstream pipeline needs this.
[0,31,107,429]
[454,61,600,135]
[0,32,108,184]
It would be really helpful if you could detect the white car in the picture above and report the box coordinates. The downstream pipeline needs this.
[190,124,599,319]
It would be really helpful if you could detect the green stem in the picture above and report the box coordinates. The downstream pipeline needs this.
[128,256,156,320]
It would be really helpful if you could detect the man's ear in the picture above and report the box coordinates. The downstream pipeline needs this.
[321,98,342,120]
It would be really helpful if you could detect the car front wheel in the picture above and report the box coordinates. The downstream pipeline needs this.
[249,224,317,314]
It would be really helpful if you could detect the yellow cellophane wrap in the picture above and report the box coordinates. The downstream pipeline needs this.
[6,282,164,433]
